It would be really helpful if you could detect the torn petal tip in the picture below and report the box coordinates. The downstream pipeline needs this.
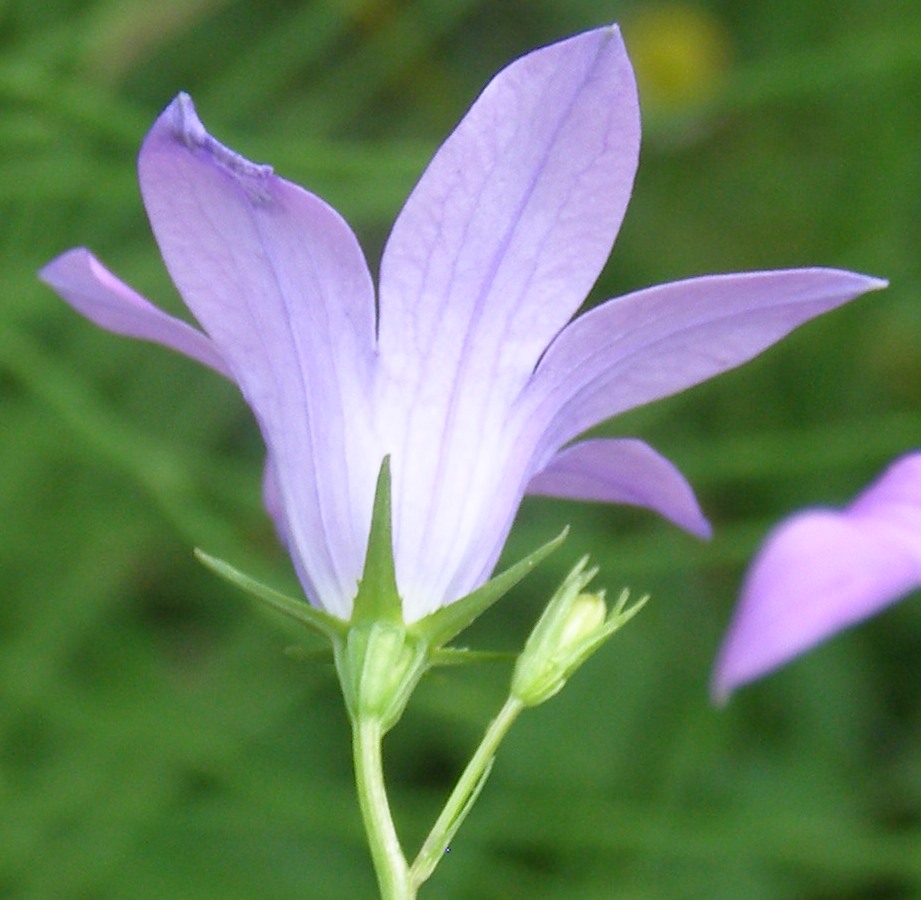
[162,92,274,182]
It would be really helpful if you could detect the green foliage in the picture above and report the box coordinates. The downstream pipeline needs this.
[2,0,921,896]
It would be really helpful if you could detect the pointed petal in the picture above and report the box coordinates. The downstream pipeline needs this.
[39,247,230,378]
[138,93,379,618]
[528,269,887,450]
[526,438,711,538]
[376,26,639,618]
[379,26,638,393]
[379,26,638,376]
[712,453,921,702]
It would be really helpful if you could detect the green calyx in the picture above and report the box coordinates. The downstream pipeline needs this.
[335,620,428,730]
[195,456,568,727]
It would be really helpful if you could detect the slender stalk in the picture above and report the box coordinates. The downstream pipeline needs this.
[410,696,525,889]
[352,715,413,899]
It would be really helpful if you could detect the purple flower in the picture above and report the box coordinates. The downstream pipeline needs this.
[40,27,884,623]
[713,453,921,702]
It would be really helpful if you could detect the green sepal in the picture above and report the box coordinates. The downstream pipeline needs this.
[350,457,402,626]
[430,647,514,667]
[283,643,334,663]
[194,548,345,641]
[413,527,568,649]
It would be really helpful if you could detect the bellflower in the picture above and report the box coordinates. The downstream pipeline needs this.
[40,26,884,624]
[714,452,921,702]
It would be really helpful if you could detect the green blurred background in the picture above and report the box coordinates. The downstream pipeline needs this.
[3,0,920,896]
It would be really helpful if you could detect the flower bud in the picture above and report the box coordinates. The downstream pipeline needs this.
[511,558,645,707]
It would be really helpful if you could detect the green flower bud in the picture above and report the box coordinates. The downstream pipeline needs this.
[511,558,646,707]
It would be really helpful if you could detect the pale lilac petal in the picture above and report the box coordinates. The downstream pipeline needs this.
[261,454,288,549]
[713,453,921,702]
[376,25,640,619]
[526,438,711,538]
[527,269,888,452]
[138,94,380,618]
[39,247,230,378]
[379,26,638,373]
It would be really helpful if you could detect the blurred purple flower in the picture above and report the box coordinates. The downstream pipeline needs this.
[40,27,884,622]
[714,453,921,702]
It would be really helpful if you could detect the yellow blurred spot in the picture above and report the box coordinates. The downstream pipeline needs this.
[624,3,732,117]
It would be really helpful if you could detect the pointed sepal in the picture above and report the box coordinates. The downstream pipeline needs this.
[414,528,568,649]
[195,548,345,640]
[429,647,515,667]
[351,457,403,626]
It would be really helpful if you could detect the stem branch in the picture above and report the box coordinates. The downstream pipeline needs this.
[410,696,524,888]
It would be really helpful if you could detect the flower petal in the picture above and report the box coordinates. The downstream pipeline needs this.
[138,93,379,618]
[39,247,230,378]
[527,269,887,452]
[526,438,711,538]
[375,26,640,618]
[261,454,288,547]
[379,26,638,378]
[712,453,921,702]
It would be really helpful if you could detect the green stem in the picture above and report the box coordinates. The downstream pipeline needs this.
[353,716,413,899]
[410,696,525,889]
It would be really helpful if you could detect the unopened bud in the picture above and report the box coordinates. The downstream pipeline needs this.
[511,558,646,707]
